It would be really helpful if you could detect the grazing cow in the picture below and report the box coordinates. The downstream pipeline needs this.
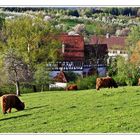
[1,94,25,114]
[66,84,78,91]
[96,77,118,90]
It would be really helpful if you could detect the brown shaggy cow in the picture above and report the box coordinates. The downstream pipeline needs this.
[96,77,118,90]
[66,84,78,91]
[1,94,25,114]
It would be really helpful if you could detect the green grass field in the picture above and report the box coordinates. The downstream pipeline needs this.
[1,86,140,133]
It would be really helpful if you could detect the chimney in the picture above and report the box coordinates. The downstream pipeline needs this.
[106,33,110,38]
[62,43,65,53]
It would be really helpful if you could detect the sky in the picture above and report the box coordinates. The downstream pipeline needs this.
[0,0,140,6]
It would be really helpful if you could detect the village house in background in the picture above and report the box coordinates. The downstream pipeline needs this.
[49,33,108,78]
[49,34,85,77]
[90,34,128,64]
[48,33,128,88]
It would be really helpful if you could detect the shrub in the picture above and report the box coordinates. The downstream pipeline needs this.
[0,84,35,96]
[76,75,97,90]
[110,56,140,86]
[20,83,34,93]
[113,75,127,86]
[0,85,15,96]
[65,71,81,83]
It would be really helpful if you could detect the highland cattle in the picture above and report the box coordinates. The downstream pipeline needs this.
[1,94,25,114]
[96,77,118,90]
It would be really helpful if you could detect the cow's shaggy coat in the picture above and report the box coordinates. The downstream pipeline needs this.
[1,94,25,114]
[96,77,118,90]
[66,84,78,91]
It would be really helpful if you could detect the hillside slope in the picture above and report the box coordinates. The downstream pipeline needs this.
[0,86,140,133]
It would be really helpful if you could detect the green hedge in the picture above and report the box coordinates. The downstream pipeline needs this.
[76,75,97,90]
[0,85,15,96]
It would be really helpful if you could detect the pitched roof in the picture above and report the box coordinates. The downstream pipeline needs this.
[90,36,126,50]
[59,34,85,61]
[53,71,68,83]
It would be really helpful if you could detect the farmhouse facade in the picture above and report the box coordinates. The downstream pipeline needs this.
[90,35,128,64]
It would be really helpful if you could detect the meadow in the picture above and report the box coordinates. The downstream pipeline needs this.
[1,86,140,133]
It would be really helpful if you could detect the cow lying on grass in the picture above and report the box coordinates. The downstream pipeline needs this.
[66,84,78,91]
[96,77,118,90]
[1,94,25,114]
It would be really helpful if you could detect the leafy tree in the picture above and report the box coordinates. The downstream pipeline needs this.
[34,64,51,92]
[129,41,140,66]
[78,8,93,17]
[112,56,139,86]
[103,7,138,16]
[125,63,140,86]
[0,55,8,86]
[127,26,140,57]
[126,26,140,85]
[67,9,79,17]
[1,15,60,66]
[83,8,93,17]
[108,58,117,76]
[112,56,128,86]
[0,15,61,93]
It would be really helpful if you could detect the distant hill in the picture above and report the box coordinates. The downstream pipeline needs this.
[1,7,139,17]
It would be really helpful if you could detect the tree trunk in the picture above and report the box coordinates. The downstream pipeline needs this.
[15,81,20,96]
[32,85,37,92]
[41,85,44,92]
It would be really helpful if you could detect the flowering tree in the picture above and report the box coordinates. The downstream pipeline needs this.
[3,48,32,96]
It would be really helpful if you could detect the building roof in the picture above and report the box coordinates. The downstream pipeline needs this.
[85,44,108,54]
[90,36,126,50]
[53,71,68,83]
[58,34,85,61]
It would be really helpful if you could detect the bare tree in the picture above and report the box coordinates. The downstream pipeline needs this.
[3,49,32,96]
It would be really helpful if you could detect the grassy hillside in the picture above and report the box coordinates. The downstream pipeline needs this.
[1,86,140,133]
